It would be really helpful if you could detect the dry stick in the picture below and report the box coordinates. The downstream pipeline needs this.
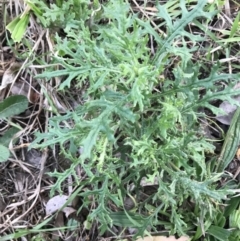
[224,0,231,18]
[9,157,35,178]
[6,29,47,97]
[7,149,48,222]
[7,27,46,155]
[0,210,18,232]
[131,0,166,37]
[7,89,48,225]
[233,166,240,180]
[5,31,50,229]
[0,207,16,231]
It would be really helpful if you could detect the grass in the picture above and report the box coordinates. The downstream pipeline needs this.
[0,0,240,240]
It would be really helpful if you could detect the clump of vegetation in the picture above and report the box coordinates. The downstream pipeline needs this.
[1,0,240,240]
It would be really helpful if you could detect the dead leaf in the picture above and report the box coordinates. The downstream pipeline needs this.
[0,62,22,91]
[11,81,39,103]
[14,172,26,192]
[216,83,240,125]
[52,212,65,241]
[62,206,76,218]
[236,148,240,160]
[11,82,28,96]
[25,149,42,169]
[136,236,190,241]
[45,195,69,215]
[216,99,239,125]
[140,176,158,186]
[0,61,39,103]
[55,211,64,227]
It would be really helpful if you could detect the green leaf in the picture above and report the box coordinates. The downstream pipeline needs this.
[217,37,240,43]
[229,209,240,229]
[6,16,20,31]
[207,225,231,241]
[109,211,148,228]
[32,216,54,230]
[26,0,43,16]
[0,127,19,147]
[0,95,28,119]
[224,197,240,217]
[230,12,240,38]
[215,107,240,172]
[137,0,216,67]
[0,231,29,241]
[29,0,239,236]
[6,13,30,42]
[0,144,10,162]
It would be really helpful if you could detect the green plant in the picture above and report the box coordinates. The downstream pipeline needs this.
[26,0,240,239]
[26,0,92,30]
[215,107,240,172]
[6,11,30,42]
[0,95,28,162]
[229,207,240,241]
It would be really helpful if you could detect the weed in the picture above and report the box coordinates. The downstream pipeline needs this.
[3,0,240,240]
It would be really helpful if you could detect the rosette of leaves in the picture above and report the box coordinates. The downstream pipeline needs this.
[31,0,240,238]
